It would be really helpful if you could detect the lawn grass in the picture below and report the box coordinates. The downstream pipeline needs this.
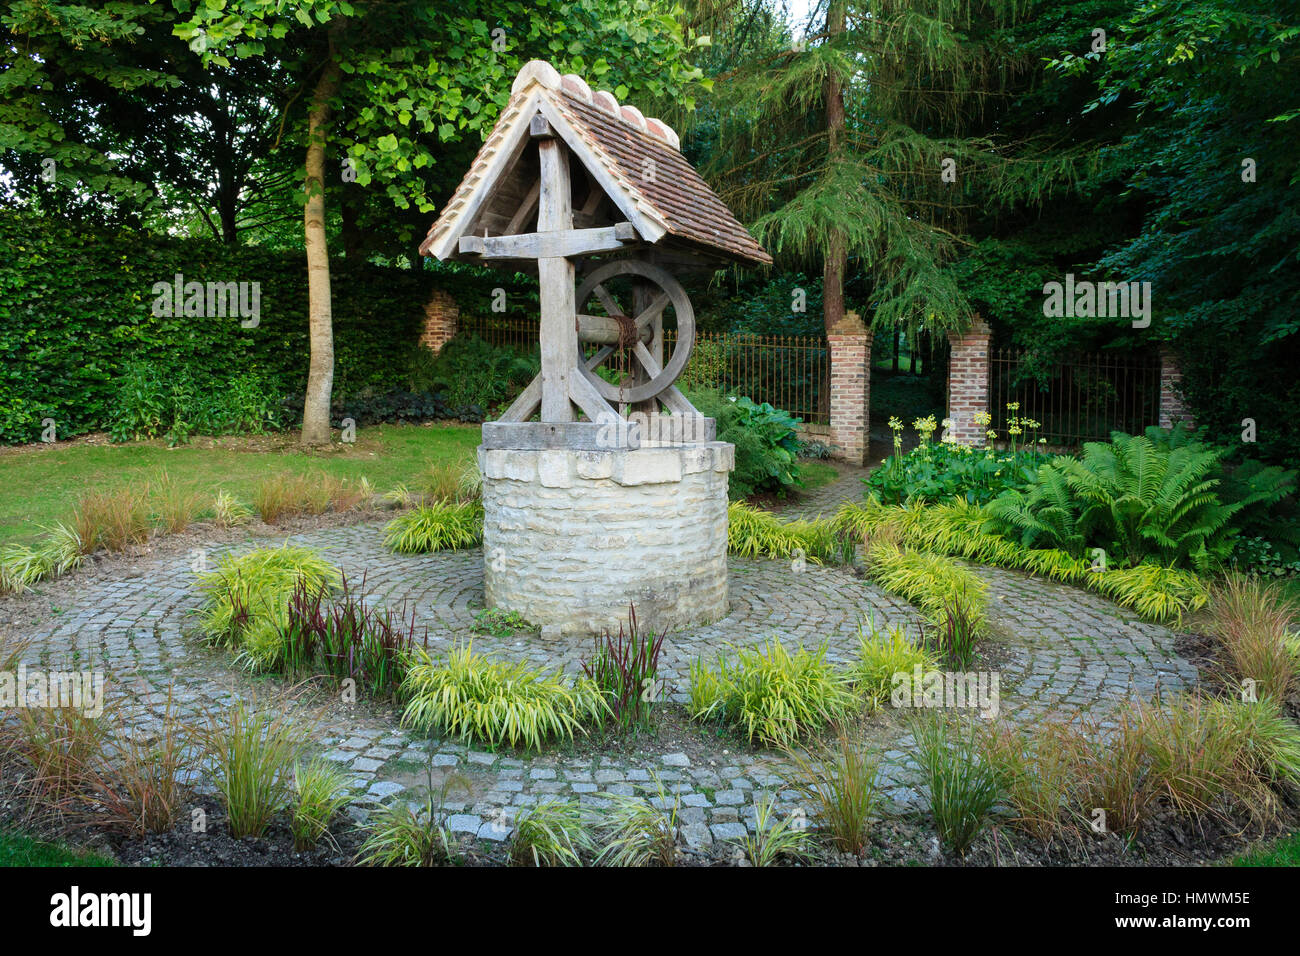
[2,422,844,547]
[0,424,482,545]
[1232,830,1300,866]
[0,828,115,867]
[798,461,840,492]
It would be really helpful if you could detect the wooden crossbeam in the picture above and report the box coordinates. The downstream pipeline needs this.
[506,179,540,234]
[498,373,542,423]
[568,368,618,422]
[459,222,638,260]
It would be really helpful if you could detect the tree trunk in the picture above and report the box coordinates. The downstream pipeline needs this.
[822,0,847,334]
[300,54,343,447]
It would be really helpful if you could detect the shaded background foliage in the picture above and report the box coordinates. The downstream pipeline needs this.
[1,0,1298,467]
[0,212,535,443]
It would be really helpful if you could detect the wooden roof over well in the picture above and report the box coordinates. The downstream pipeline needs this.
[418,60,771,269]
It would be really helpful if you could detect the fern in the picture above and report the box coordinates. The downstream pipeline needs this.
[987,432,1236,572]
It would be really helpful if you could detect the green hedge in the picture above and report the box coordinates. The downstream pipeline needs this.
[0,213,535,444]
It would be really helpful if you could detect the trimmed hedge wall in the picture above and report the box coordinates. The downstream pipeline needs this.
[0,213,535,444]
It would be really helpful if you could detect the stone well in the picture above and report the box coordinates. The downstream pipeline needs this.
[478,442,734,635]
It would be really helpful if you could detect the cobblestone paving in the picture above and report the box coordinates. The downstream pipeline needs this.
[773,463,872,522]
[5,505,1197,852]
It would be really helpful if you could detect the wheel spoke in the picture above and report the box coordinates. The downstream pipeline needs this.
[633,340,664,377]
[584,345,614,370]
[633,291,671,330]
[591,283,623,318]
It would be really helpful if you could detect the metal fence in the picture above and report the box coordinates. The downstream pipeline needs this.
[456,316,831,425]
[989,348,1162,446]
[458,314,541,354]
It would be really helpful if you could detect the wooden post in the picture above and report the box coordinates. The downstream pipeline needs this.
[537,133,576,422]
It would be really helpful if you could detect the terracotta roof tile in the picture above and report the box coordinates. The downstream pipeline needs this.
[419,60,771,268]
[552,90,771,266]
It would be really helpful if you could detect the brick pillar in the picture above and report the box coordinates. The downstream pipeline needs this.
[945,314,991,446]
[418,288,459,354]
[1158,345,1194,429]
[827,311,873,465]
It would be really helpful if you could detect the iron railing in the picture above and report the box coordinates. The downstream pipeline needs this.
[989,348,1162,446]
[455,317,830,425]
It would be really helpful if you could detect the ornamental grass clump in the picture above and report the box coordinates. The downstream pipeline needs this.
[383,499,483,554]
[581,605,665,733]
[15,701,112,811]
[510,800,592,867]
[152,470,205,534]
[79,692,197,836]
[595,779,681,867]
[912,713,1000,856]
[421,457,481,503]
[1088,563,1208,624]
[202,700,308,839]
[73,484,152,553]
[726,501,840,563]
[0,530,82,595]
[731,794,814,866]
[975,721,1079,844]
[253,471,369,523]
[687,639,858,746]
[195,544,340,650]
[848,622,937,707]
[864,539,988,661]
[1051,696,1300,838]
[290,759,354,851]
[400,645,608,751]
[357,773,468,867]
[1207,696,1300,790]
[238,573,427,698]
[1206,573,1297,701]
[212,490,254,528]
[835,496,1208,625]
[786,728,882,855]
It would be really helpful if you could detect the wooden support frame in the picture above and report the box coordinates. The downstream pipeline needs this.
[460,108,708,442]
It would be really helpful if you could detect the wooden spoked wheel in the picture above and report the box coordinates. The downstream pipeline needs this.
[575,259,694,406]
